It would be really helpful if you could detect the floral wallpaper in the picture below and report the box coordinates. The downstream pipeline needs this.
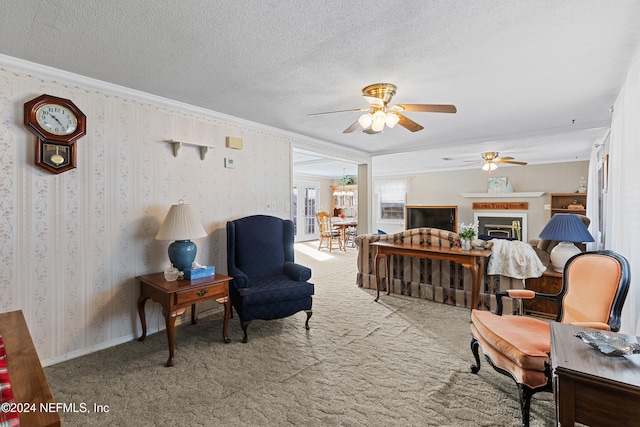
[0,61,304,365]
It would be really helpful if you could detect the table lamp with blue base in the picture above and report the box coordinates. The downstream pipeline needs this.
[156,201,208,272]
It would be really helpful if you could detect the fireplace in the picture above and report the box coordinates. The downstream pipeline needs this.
[473,212,527,241]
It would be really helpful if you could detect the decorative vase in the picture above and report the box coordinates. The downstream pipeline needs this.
[461,238,472,251]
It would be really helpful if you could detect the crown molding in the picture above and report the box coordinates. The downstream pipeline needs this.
[0,54,370,164]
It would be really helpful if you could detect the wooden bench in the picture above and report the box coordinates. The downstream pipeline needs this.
[0,310,61,427]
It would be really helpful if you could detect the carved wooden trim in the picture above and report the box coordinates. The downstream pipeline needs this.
[472,202,528,210]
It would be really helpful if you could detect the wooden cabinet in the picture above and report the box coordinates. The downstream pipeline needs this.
[524,269,562,318]
[550,193,586,217]
[330,185,357,218]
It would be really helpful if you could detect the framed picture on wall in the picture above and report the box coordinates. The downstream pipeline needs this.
[488,177,508,193]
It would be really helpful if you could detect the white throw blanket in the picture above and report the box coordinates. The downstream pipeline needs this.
[487,239,546,279]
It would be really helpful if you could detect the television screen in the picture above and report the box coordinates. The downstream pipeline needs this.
[406,206,458,232]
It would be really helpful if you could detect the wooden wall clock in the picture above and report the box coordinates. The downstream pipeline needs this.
[24,94,86,174]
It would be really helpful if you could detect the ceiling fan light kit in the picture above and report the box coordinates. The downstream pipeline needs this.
[482,161,498,172]
[385,112,400,128]
[371,110,387,132]
[480,151,527,172]
[310,82,456,134]
[358,113,373,128]
[358,109,400,133]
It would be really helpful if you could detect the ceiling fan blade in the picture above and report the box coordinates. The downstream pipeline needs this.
[308,107,368,116]
[497,156,514,161]
[342,120,361,134]
[496,159,528,165]
[397,114,424,132]
[397,104,457,113]
[363,96,384,106]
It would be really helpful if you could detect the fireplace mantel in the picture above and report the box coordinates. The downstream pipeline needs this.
[460,192,545,198]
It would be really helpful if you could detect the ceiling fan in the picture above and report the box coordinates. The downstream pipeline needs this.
[480,152,528,171]
[308,83,456,134]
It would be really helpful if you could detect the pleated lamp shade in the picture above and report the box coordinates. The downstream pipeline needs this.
[539,214,594,272]
[156,203,207,241]
[538,214,594,243]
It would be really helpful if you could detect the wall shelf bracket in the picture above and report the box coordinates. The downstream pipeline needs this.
[165,139,215,160]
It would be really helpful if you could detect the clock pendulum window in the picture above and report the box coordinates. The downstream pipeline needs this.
[24,94,86,174]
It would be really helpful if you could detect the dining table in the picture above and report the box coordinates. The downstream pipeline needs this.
[332,217,357,250]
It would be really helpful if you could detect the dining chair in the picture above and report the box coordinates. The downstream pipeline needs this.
[345,225,357,248]
[316,211,342,251]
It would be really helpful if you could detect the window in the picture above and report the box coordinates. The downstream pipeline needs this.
[375,180,407,222]
[379,193,405,220]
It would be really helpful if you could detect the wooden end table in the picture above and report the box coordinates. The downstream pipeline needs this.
[551,322,640,426]
[136,272,232,367]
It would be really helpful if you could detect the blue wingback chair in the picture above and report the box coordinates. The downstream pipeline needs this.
[226,215,314,343]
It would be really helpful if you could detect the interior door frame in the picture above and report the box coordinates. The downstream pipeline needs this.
[292,180,320,242]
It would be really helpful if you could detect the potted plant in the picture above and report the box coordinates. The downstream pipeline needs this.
[339,176,354,185]
[458,222,478,250]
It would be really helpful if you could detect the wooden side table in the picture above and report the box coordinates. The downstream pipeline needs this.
[136,272,232,367]
[551,323,640,426]
[524,268,562,318]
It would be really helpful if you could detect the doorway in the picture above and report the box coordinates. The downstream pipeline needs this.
[292,147,369,238]
[293,180,320,242]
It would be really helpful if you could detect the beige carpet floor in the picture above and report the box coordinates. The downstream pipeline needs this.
[45,241,555,426]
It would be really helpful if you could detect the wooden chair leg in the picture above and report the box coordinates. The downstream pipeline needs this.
[470,334,550,427]
[241,320,251,343]
[470,337,482,373]
[517,383,534,427]
[305,310,312,330]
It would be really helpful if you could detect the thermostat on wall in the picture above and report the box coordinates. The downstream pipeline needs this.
[225,158,235,168]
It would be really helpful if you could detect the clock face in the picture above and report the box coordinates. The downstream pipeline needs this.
[36,103,78,136]
[24,94,86,144]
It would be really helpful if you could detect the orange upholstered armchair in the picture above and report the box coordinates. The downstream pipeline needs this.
[470,250,630,427]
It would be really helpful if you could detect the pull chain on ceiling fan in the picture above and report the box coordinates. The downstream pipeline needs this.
[308,83,456,134]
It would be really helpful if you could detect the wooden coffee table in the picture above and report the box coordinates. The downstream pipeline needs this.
[551,322,640,426]
[136,272,232,367]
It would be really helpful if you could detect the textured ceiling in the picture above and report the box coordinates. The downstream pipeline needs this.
[2,0,639,178]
